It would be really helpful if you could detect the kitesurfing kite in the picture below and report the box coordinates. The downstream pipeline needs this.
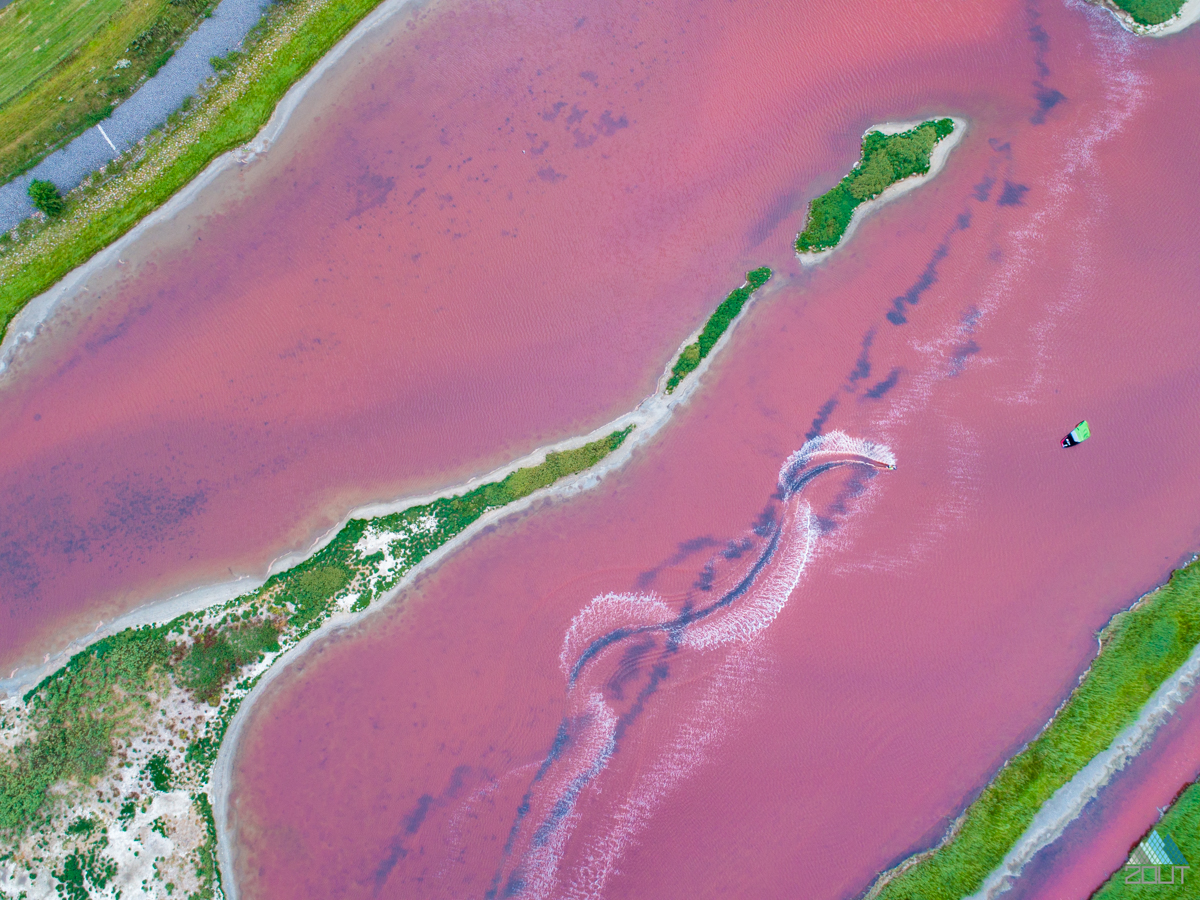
[1062,420,1090,448]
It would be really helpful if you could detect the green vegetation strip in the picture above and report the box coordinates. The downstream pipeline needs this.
[1110,0,1187,26]
[666,267,771,393]
[1092,779,1200,898]
[870,559,1200,900]
[0,426,632,839]
[795,118,954,255]
[0,0,393,340]
[0,0,220,184]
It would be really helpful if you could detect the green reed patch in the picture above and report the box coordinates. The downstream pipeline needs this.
[1,626,170,836]
[1111,0,1187,25]
[175,620,281,703]
[666,268,771,393]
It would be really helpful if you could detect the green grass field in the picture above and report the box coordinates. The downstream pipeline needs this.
[0,0,220,184]
[1111,0,1187,25]
[0,0,219,184]
[869,559,1200,900]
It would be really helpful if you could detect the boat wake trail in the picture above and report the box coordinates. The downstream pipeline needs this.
[472,432,894,899]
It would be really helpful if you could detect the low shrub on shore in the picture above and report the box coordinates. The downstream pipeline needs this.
[1111,0,1187,25]
[27,179,65,217]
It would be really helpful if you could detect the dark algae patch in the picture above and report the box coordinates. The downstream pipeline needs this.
[869,559,1200,900]
[795,118,955,254]
[666,268,771,393]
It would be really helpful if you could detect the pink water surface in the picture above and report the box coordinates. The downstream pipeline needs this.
[0,0,1017,671]
[225,3,1200,899]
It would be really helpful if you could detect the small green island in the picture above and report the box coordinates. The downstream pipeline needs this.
[865,557,1200,900]
[666,267,772,393]
[795,118,956,256]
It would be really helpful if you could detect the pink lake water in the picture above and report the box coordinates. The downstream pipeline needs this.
[0,0,1019,672]
[222,2,1200,899]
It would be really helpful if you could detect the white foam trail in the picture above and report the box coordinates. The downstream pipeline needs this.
[515,691,618,900]
[487,433,895,897]
[966,637,1200,899]
[778,430,897,486]
[683,499,815,650]
[560,592,675,678]
[562,640,771,900]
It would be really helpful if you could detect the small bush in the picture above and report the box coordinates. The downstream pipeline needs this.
[27,180,65,217]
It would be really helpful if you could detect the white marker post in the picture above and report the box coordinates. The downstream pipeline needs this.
[96,123,117,152]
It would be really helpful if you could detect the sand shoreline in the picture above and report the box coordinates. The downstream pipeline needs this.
[0,0,433,381]
[797,117,967,268]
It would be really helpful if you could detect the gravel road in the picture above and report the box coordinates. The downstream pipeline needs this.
[0,0,272,231]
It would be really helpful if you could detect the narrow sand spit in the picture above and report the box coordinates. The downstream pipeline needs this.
[797,117,967,268]
[207,271,792,898]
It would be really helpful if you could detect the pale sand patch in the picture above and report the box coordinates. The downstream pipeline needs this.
[797,117,967,268]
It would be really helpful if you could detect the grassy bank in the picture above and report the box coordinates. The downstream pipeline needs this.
[1092,780,1200,898]
[1109,0,1187,25]
[867,558,1200,900]
[0,426,632,894]
[0,0,397,342]
[0,0,220,184]
[796,118,955,255]
[665,267,771,393]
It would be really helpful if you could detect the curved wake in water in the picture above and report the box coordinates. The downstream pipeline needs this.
[477,432,895,899]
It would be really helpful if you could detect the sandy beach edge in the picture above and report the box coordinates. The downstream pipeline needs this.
[0,0,433,380]
[797,116,967,268]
